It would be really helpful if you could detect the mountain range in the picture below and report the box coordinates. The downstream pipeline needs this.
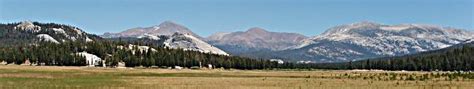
[0,20,473,63]
[206,27,308,56]
[280,21,474,62]
[100,21,473,63]
[2,21,473,71]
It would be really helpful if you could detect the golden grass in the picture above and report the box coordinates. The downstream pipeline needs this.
[0,65,472,89]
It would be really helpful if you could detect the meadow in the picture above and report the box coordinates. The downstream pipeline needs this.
[0,65,473,89]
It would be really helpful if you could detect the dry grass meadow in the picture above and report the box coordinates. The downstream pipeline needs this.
[0,65,472,89]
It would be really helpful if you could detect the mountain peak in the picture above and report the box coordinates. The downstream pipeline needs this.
[208,27,308,51]
[300,22,474,62]
[158,21,180,27]
[20,20,34,25]
[321,21,384,36]
[350,21,381,26]
[101,20,202,39]
[246,27,268,33]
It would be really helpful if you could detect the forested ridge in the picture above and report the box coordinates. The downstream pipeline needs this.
[0,40,279,69]
[0,22,102,47]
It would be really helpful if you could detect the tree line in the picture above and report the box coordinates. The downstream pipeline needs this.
[296,44,474,71]
[0,40,278,70]
[1,40,473,71]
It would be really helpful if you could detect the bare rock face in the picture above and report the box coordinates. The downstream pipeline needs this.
[101,21,201,38]
[281,21,474,62]
[207,27,308,51]
[164,33,228,55]
[102,21,227,55]
[14,21,42,32]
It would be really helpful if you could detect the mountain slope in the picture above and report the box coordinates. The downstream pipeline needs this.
[207,27,307,58]
[101,21,201,38]
[165,33,228,55]
[0,21,100,47]
[208,27,307,50]
[107,33,229,55]
[278,21,474,62]
[315,41,474,71]
[102,21,227,55]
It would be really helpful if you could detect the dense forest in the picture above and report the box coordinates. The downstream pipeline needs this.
[0,22,102,47]
[1,37,473,70]
[2,40,472,71]
[0,40,278,69]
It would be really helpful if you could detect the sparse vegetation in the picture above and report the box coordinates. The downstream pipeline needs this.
[0,65,472,89]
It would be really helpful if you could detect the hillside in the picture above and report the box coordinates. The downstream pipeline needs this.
[207,27,307,51]
[102,21,202,38]
[207,27,307,58]
[307,42,474,71]
[102,21,228,55]
[0,21,101,47]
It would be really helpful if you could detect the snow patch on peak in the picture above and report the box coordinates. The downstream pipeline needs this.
[36,34,60,44]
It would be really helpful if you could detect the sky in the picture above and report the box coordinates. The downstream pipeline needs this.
[0,0,473,37]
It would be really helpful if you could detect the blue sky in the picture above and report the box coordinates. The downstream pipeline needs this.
[1,0,472,36]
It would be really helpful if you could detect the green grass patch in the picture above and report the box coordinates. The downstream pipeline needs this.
[0,68,125,89]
